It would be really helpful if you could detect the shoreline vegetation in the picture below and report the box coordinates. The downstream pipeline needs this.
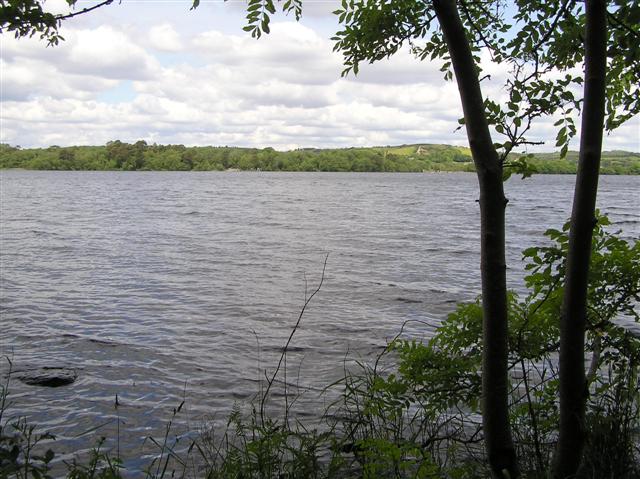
[1,142,639,174]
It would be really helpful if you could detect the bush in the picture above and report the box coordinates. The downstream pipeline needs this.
[337,213,639,477]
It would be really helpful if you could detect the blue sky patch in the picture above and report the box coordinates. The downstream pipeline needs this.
[97,81,137,104]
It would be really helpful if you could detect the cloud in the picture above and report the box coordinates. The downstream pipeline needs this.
[1,25,160,102]
[349,50,449,86]
[193,22,343,85]
[147,24,183,52]
[65,27,159,79]
[42,0,75,15]
[0,57,118,101]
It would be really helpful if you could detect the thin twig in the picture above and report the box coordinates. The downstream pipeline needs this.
[521,358,545,473]
[606,11,640,40]
[55,0,115,22]
[259,254,329,426]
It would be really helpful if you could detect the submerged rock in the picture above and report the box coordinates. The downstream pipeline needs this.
[395,297,422,304]
[18,367,77,387]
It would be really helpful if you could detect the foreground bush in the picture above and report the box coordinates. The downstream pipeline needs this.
[335,213,639,478]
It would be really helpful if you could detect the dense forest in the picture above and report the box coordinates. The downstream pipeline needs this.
[1,142,639,174]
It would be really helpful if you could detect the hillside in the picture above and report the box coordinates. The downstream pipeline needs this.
[0,142,638,174]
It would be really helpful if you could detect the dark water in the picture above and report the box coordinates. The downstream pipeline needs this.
[1,171,638,471]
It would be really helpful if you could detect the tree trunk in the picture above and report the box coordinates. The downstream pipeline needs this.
[433,1,518,477]
[553,1,607,478]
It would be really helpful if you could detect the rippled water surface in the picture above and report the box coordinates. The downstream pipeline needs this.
[1,171,638,471]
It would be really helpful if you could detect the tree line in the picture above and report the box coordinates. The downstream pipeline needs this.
[1,142,638,174]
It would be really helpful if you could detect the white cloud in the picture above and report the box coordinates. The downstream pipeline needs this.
[1,24,159,102]
[42,0,74,15]
[65,26,160,79]
[192,22,343,85]
[604,118,640,151]
[148,23,183,52]
[0,57,118,101]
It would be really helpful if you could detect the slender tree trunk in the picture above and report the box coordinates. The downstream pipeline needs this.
[553,1,607,478]
[433,1,518,477]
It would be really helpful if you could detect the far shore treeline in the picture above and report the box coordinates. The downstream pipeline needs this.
[1,141,639,174]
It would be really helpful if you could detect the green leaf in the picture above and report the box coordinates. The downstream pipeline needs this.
[265,0,276,15]
[560,144,568,158]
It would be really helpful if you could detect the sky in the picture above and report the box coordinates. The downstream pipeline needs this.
[1,0,639,151]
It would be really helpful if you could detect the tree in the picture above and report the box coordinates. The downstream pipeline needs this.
[430,2,517,475]
[58,147,76,168]
[322,1,553,475]
[0,0,114,45]
[105,140,147,170]
[507,1,638,475]
[554,1,608,476]
[316,0,539,474]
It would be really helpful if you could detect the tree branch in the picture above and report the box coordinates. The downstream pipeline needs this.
[606,11,640,40]
[55,0,114,22]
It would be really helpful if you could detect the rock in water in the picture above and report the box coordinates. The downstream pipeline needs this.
[18,367,77,387]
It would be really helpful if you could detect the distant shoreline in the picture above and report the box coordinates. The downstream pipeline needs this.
[2,169,639,176]
[1,143,638,175]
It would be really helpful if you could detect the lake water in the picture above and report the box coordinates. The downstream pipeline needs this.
[0,171,638,472]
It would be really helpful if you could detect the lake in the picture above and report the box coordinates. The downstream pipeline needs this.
[0,171,638,471]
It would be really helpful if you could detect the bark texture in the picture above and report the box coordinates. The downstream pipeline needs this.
[553,1,607,478]
[432,1,518,477]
